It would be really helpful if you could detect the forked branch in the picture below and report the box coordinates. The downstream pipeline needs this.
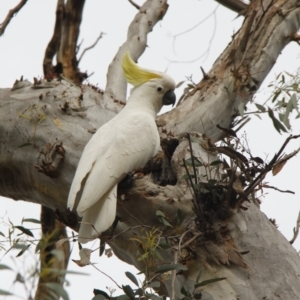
[0,0,28,36]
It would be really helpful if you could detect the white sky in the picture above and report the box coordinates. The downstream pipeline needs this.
[0,0,299,299]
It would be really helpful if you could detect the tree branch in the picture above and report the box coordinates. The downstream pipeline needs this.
[290,211,300,244]
[58,0,86,84]
[214,0,248,15]
[43,0,65,78]
[78,32,105,63]
[128,0,141,10]
[0,0,28,36]
[102,0,169,108]
[157,0,300,140]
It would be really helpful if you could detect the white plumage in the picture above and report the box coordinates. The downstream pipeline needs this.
[67,52,176,243]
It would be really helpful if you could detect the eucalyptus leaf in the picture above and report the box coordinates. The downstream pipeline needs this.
[156,264,187,273]
[0,264,12,271]
[194,277,226,288]
[122,285,135,300]
[14,225,34,237]
[125,271,139,287]
[22,218,41,224]
[0,289,14,296]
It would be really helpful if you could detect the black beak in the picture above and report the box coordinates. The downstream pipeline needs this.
[162,90,176,107]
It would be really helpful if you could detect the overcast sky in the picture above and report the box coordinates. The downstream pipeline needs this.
[0,0,299,299]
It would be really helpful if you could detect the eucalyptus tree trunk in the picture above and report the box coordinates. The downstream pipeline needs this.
[0,0,300,299]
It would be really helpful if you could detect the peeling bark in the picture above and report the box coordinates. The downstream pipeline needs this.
[1,0,300,299]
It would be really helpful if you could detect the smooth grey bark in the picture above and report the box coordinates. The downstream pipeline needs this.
[1,0,300,299]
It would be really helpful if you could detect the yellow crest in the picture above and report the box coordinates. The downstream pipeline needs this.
[122,51,162,86]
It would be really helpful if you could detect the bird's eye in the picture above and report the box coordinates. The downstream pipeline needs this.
[157,87,162,92]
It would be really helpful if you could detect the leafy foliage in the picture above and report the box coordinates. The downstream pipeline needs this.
[252,70,300,133]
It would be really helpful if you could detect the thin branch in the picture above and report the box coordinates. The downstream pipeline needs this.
[237,135,300,202]
[78,32,105,63]
[171,251,178,300]
[290,211,300,244]
[183,158,200,211]
[91,264,122,289]
[173,232,203,251]
[0,0,28,36]
[263,185,295,195]
[166,6,218,69]
[128,0,140,10]
[187,133,198,186]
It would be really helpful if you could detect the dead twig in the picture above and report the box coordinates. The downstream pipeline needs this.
[290,211,300,244]
[263,185,295,195]
[78,32,105,63]
[171,251,178,300]
[91,264,122,289]
[214,0,248,14]
[0,0,28,36]
[128,0,140,9]
[237,134,300,202]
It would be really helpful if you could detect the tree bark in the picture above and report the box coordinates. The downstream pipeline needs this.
[0,0,300,298]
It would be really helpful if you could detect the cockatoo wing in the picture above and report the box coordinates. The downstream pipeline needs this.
[78,184,117,243]
[67,121,113,211]
[76,111,159,215]
[68,110,159,220]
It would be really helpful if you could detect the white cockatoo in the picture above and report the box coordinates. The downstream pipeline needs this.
[67,52,176,243]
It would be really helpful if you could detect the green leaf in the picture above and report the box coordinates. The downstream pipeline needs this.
[16,244,30,257]
[114,295,131,300]
[268,107,287,134]
[35,239,44,253]
[182,174,195,180]
[43,283,69,300]
[122,285,135,300]
[194,293,202,299]
[0,289,14,296]
[0,264,12,271]
[210,160,222,166]
[147,281,160,288]
[238,102,245,117]
[156,210,166,218]
[176,208,183,225]
[194,277,226,288]
[14,225,34,237]
[196,269,202,284]
[290,94,298,110]
[145,293,162,300]
[155,264,188,274]
[93,289,110,299]
[17,142,32,148]
[176,80,186,88]
[156,211,173,228]
[92,296,108,300]
[99,239,105,257]
[159,217,173,228]
[22,218,41,224]
[125,271,139,287]
[181,286,191,297]
[254,103,266,112]
[112,215,121,233]
[159,241,170,250]
[135,288,143,296]
[50,249,64,262]
[271,90,281,103]
[185,157,202,167]
[208,180,218,186]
